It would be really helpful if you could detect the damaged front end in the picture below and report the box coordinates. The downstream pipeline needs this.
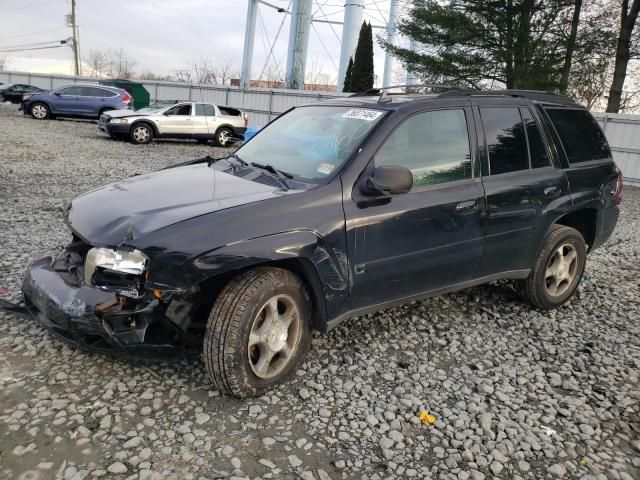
[20,237,200,357]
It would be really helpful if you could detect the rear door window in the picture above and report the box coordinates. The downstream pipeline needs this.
[544,108,610,163]
[376,109,472,187]
[57,86,83,96]
[520,108,551,169]
[480,107,529,175]
[195,104,216,116]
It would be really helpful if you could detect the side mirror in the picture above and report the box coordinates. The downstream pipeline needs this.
[53,92,61,96]
[360,165,413,196]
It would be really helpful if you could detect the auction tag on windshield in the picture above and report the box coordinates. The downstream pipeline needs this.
[317,163,336,175]
[342,109,383,122]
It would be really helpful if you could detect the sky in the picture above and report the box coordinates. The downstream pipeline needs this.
[0,0,409,86]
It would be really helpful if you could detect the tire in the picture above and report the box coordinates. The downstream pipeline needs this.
[204,267,312,398]
[214,127,233,147]
[517,224,587,310]
[30,102,50,120]
[130,123,154,144]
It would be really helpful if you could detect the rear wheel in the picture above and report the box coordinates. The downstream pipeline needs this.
[517,225,587,309]
[130,123,154,144]
[214,127,233,147]
[30,102,50,120]
[203,267,312,398]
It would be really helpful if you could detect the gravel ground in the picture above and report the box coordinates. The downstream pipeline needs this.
[0,102,639,480]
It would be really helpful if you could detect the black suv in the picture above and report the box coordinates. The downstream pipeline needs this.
[18,88,622,397]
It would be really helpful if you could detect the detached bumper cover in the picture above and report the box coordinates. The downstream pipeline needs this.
[21,254,177,357]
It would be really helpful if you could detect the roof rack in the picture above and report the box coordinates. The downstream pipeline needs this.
[349,83,470,98]
[438,89,562,98]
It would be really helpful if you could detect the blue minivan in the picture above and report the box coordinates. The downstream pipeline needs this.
[22,84,132,120]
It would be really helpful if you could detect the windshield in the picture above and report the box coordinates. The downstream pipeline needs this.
[135,105,166,114]
[236,105,386,181]
[0,84,14,91]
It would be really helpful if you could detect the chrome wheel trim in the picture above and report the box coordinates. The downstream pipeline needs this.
[218,129,230,146]
[32,104,47,119]
[133,126,150,143]
[247,294,302,379]
[544,243,579,297]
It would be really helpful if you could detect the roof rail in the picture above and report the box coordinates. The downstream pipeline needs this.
[349,83,471,98]
[438,89,562,98]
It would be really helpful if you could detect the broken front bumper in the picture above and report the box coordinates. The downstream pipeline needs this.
[20,254,179,357]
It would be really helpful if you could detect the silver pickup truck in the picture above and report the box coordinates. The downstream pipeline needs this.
[99,101,248,146]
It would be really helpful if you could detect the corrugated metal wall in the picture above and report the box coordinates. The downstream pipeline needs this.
[0,70,346,126]
[2,71,638,185]
[592,113,640,186]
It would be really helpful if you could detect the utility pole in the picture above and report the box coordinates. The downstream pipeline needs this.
[338,0,365,92]
[240,0,258,89]
[285,0,313,90]
[71,0,80,76]
[382,0,398,88]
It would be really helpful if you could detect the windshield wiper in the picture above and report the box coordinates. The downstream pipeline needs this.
[250,162,293,190]
[228,153,248,167]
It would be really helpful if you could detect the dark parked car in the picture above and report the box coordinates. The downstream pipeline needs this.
[0,83,43,104]
[16,88,621,398]
[22,84,132,120]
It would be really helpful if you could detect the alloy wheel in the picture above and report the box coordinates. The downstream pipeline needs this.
[247,294,302,379]
[133,126,150,143]
[218,130,230,146]
[544,243,579,297]
[32,104,47,119]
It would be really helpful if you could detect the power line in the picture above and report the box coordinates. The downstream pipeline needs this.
[258,0,291,81]
[2,0,60,13]
[0,27,67,42]
[311,22,338,72]
[0,39,66,50]
[0,44,65,53]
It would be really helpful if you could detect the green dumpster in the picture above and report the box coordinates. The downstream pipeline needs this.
[100,79,150,110]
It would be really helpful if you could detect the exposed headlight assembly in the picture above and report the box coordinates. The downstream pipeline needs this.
[109,118,129,124]
[85,247,148,286]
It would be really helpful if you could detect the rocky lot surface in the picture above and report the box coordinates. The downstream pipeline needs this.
[0,102,639,480]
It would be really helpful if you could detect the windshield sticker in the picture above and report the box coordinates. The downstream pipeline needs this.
[342,109,383,122]
[317,163,336,175]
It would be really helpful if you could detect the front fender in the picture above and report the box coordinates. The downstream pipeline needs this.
[146,230,350,325]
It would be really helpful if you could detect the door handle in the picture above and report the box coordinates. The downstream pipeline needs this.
[456,200,478,213]
[544,186,561,197]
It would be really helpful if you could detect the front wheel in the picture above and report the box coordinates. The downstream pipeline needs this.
[214,127,233,147]
[517,225,587,309]
[30,102,50,120]
[204,267,312,398]
[130,123,154,144]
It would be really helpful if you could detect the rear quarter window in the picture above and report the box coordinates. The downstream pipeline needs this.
[544,108,611,164]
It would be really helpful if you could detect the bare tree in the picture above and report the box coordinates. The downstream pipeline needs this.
[606,0,640,112]
[304,59,337,91]
[84,48,137,79]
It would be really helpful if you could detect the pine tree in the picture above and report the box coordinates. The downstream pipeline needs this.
[343,57,354,93]
[349,21,374,92]
[382,0,605,91]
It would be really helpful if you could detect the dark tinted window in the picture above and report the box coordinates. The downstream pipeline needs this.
[78,87,111,97]
[376,109,472,187]
[195,104,216,116]
[57,86,83,96]
[545,108,610,163]
[481,107,529,175]
[521,108,550,168]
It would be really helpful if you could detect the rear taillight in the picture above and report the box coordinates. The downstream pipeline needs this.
[122,91,132,105]
[613,171,623,205]
[243,112,248,128]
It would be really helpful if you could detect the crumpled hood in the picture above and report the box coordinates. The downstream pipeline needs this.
[67,163,285,246]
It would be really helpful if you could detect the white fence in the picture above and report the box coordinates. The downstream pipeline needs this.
[1,70,638,185]
[0,70,346,126]
[593,113,640,186]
